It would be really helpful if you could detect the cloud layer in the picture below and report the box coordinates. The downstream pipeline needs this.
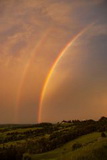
[0,0,107,123]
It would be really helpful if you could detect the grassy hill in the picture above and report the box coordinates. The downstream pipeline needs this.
[0,117,107,160]
[31,132,107,160]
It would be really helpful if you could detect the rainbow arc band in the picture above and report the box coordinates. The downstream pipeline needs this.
[15,29,52,122]
[38,22,96,123]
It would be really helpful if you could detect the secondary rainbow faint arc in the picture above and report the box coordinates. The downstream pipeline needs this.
[15,29,52,122]
[38,22,96,123]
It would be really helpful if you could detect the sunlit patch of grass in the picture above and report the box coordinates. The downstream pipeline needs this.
[31,132,102,160]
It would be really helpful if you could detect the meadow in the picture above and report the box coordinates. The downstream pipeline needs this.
[0,117,107,160]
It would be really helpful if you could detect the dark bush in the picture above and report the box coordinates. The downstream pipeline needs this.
[72,143,82,151]
[101,132,106,138]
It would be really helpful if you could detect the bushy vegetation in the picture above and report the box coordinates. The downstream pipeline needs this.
[0,117,107,160]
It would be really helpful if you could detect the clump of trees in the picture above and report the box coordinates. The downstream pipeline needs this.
[0,146,25,160]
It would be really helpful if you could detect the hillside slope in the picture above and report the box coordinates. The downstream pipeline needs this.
[31,132,107,160]
[1,117,107,160]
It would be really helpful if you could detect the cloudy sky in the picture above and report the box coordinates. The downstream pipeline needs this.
[0,0,107,123]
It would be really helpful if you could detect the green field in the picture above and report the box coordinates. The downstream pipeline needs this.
[0,117,107,160]
[32,132,107,160]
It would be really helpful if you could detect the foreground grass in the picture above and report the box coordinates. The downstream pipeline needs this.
[31,132,107,160]
[1,119,107,160]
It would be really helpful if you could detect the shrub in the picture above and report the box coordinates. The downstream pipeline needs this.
[72,143,82,151]
[101,132,106,138]
[23,153,31,160]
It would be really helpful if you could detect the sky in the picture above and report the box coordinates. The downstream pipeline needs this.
[0,0,107,123]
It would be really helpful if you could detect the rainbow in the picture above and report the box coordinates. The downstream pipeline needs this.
[38,22,96,123]
[15,29,52,122]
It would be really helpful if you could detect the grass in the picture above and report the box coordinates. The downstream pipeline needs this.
[1,123,107,160]
[31,132,107,160]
